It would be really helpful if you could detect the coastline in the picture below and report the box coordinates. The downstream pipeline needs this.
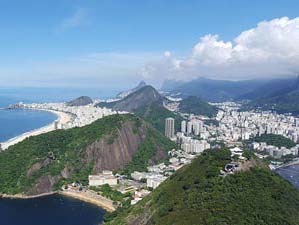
[271,158,299,170]
[1,192,56,199]
[59,190,116,212]
[0,109,73,150]
[1,191,115,212]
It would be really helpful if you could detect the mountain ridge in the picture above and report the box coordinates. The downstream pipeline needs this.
[0,114,174,195]
[97,85,182,133]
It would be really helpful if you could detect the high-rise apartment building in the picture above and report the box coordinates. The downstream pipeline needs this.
[165,117,175,139]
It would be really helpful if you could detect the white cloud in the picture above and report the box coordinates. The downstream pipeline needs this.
[61,7,89,29]
[141,17,299,81]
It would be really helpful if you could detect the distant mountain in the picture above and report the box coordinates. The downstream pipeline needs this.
[161,79,184,92]
[0,114,175,195]
[66,96,93,106]
[162,77,268,102]
[242,76,299,114]
[107,85,164,112]
[179,96,218,117]
[238,77,296,100]
[97,85,182,132]
[116,81,147,99]
[106,149,299,225]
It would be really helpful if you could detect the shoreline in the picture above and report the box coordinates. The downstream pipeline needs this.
[1,192,57,199]
[0,108,73,150]
[59,190,116,212]
[275,161,299,170]
[0,191,115,212]
[271,158,299,170]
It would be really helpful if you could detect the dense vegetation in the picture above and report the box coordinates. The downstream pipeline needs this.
[90,184,131,203]
[134,102,182,133]
[179,96,218,117]
[106,149,299,225]
[0,115,130,194]
[97,85,183,133]
[0,114,173,194]
[119,123,176,176]
[251,134,296,148]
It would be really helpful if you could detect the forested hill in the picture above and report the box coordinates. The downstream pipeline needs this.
[179,96,218,117]
[106,149,299,225]
[251,134,296,148]
[0,114,175,195]
[97,85,182,133]
[66,96,93,106]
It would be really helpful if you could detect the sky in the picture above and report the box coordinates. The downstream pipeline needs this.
[0,0,299,90]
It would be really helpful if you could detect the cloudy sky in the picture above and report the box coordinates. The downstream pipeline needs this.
[0,0,298,89]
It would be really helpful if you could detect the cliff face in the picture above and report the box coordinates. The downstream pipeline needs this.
[1,115,173,196]
[84,121,146,172]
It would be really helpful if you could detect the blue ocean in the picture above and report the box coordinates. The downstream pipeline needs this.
[0,87,119,142]
[0,194,105,225]
[0,87,117,225]
[0,109,57,142]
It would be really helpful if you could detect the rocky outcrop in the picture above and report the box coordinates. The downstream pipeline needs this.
[24,118,170,195]
[29,175,61,195]
[27,158,52,177]
[85,121,146,172]
[0,113,176,197]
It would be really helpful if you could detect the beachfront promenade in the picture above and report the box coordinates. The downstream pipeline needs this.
[0,102,127,151]
[0,110,73,150]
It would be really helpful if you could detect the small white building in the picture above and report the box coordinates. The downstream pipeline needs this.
[131,171,147,181]
[146,175,167,189]
[230,147,244,158]
[88,170,118,186]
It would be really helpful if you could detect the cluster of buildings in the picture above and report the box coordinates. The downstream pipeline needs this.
[11,102,127,129]
[212,102,299,143]
[181,119,204,136]
[165,116,211,154]
[252,142,299,159]
[177,133,210,154]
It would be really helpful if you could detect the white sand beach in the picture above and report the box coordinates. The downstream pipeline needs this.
[0,109,73,150]
[60,190,116,212]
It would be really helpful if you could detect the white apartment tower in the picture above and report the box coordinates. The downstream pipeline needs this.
[187,121,193,135]
[181,120,186,133]
[165,117,175,139]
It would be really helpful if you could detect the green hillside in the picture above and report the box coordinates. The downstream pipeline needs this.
[134,102,182,133]
[97,85,183,133]
[251,134,296,148]
[179,96,218,117]
[0,114,174,195]
[106,149,299,225]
